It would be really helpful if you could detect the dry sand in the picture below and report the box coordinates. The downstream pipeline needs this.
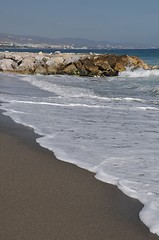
[0,110,159,240]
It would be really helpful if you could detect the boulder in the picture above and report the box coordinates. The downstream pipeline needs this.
[0,59,17,71]
[63,54,81,64]
[127,56,149,70]
[17,57,36,74]
[34,64,48,74]
[114,62,126,72]
[32,59,47,74]
[0,53,5,60]
[74,61,88,76]
[52,56,64,65]
[46,59,58,74]
[5,53,23,64]
[62,63,78,75]
[79,58,98,76]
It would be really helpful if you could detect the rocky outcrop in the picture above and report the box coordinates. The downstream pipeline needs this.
[0,51,151,77]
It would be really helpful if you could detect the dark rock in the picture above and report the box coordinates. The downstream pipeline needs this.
[74,60,88,76]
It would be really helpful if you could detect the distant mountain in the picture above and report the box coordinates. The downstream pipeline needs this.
[0,33,158,49]
[0,33,109,47]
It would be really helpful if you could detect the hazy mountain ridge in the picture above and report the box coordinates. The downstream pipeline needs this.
[0,33,158,49]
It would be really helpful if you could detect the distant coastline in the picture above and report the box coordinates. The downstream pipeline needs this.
[0,44,158,51]
[0,33,158,50]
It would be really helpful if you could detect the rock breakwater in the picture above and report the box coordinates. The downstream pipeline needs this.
[0,51,150,77]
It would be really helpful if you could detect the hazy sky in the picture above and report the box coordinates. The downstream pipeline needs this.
[0,0,159,45]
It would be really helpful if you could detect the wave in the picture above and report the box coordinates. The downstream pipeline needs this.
[7,96,147,110]
[136,106,159,111]
[136,85,159,96]
[151,87,159,95]
[8,100,107,109]
[4,100,159,115]
[119,68,159,78]
[21,75,94,98]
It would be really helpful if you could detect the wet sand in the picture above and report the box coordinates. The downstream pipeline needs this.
[0,110,159,240]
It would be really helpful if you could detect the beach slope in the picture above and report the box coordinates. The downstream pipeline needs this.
[0,110,159,240]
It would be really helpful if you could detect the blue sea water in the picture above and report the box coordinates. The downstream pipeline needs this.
[1,48,159,235]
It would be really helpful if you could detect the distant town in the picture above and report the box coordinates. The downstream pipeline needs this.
[0,33,158,50]
[0,41,77,50]
[0,41,127,50]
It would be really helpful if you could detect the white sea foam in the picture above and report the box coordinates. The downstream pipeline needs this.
[21,75,95,98]
[140,201,159,235]
[119,68,159,78]
[136,106,159,111]
[123,97,143,102]
[9,100,107,109]
[1,72,159,236]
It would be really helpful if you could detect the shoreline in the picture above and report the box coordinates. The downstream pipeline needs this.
[0,109,159,239]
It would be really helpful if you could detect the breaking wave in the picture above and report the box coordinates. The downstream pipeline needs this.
[119,68,159,78]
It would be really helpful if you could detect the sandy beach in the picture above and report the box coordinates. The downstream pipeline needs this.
[0,109,159,240]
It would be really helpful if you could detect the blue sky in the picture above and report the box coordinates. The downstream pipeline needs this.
[0,0,159,45]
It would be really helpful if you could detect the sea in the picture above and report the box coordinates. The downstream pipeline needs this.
[0,48,159,235]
